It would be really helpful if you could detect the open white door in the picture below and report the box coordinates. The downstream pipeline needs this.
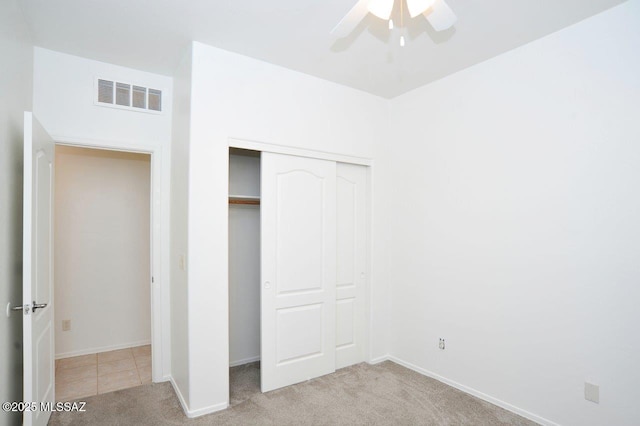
[22,112,55,426]
[261,152,336,392]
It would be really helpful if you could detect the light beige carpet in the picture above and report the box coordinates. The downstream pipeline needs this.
[49,361,537,425]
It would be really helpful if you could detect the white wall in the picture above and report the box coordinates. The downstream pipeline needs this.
[170,47,192,406]
[33,47,173,379]
[386,2,640,425]
[229,154,260,198]
[229,154,261,366]
[0,1,32,425]
[54,146,151,358]
[33,48,172,146]
[183,42,388,415]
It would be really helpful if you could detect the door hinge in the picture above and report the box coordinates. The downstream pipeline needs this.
[152,276,154,284]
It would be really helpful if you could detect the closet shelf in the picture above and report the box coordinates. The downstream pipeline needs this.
[229,194,260,205]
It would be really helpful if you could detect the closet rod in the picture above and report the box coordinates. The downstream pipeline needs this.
[229,198,260,206]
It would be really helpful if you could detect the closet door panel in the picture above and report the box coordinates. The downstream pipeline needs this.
[276,171,324,294]
[261,152,336,392]
[337,176,356,286]
[336,298,355,347]
[336,163,368,369]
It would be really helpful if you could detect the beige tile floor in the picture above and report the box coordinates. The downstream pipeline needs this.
[55,345,151,402]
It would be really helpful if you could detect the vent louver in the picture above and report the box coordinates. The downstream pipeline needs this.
[116,83,131,106]
[95,78,163,113]
[148,89,162,111]
[132,86,146,109]
[98,80,114,104]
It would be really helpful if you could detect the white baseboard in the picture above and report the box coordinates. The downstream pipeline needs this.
[55,340,151,359]
[186,401,228,418]
[169,354,555,423]
[387,356,558,426]
[230,355,260,367]
[169,377,228,418]
[169,377,190,416]
[368,355,390,365]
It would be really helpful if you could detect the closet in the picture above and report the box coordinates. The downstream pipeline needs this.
[229,148,369,394]
[228,149,261,369]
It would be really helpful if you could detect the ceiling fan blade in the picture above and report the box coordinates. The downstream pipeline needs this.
[368,0,394,20]
[423,0,457,31]
[406,0,435,18]
[331,0,370,38]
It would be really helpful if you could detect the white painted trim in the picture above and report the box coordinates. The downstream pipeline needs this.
[52,135,171,384]
[368,355,390,365]
[186,402,229,418]
[230,355,260,367]
[169,375,228,419]
[387,356,559,426]
[55,341,151,360]
[170,377,191,417]
[228,137,373,166]
[52,135,156,154]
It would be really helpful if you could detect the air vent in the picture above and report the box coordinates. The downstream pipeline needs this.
[132,85,146,109]
[148,89,162,111]
[95,78,163,113]
[98,80,114,104]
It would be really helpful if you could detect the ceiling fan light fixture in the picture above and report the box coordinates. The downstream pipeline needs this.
[406,0,436,18]
[330,0,457,40]
[423,0,457,31]
[368,0,394,20]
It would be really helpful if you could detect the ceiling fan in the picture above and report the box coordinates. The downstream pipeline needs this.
[331,0,457,41]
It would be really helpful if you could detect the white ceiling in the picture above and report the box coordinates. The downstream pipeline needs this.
[20,0,626,98]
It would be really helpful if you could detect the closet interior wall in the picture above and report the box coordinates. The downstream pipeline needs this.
[228,150,261,367]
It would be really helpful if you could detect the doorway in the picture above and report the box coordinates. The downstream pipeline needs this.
[53,145,152,401]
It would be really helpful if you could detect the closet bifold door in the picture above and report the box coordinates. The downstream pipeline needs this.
[261,152,337,392]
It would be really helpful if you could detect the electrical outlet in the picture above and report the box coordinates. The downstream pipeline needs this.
[585,382,599,404]
[62,320,71,331]
[439,338,446,350]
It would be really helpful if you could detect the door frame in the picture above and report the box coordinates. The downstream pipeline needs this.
[52,135,169,383]
[229,138,373,167]
[226,137,374,389]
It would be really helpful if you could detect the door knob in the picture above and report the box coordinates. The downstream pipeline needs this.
[6,302,26,317]
[32,301,48,312]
